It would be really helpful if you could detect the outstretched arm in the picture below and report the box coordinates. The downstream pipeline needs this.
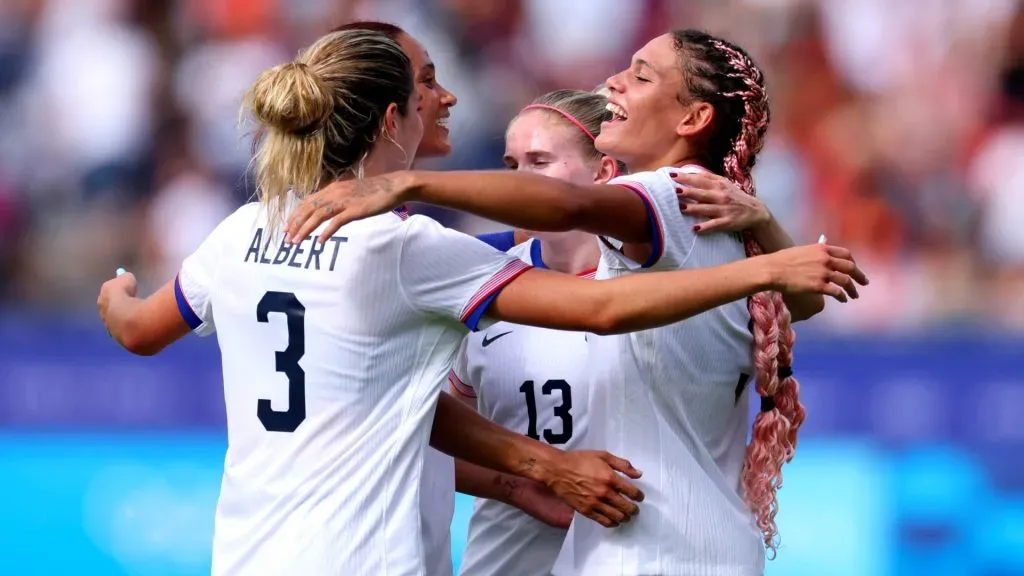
[285,170,652,245]
[749,216,824,321]
[486,244,863,335]
[672,172,826,321]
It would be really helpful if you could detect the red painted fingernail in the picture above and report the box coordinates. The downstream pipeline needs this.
[680,204,687,211]
[692,225,700,232]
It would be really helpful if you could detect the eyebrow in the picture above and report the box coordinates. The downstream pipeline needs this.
[502,150,554,164]
[635,58,659,75]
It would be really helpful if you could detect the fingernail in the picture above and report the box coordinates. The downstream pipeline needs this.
[680,204,687,211]
[692,225,700,232]
[115,267,126,277]
[670,172,679,178]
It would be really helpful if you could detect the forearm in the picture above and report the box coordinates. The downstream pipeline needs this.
[751,217,824,321]
[404,171,650,243]
[430,393,558,484]
[494,257,778,334]
[99,281,189,356]
[104,295,147,352]
[454,458,519,504]
[596,257,777,334]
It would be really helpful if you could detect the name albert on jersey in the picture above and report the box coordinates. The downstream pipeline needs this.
[173,202,531,576]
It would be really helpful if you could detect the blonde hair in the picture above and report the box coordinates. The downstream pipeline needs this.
[516,89,626,174]
[243,29,413,235]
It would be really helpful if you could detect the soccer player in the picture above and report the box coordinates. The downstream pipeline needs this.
[331,21,610,576]
[284,29,871,575]
[97,29,863,576]
[452,89,619,576]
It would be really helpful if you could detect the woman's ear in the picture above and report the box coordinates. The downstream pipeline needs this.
[676,101,714,138]
[594,155,619,184]
[383,102,400,139]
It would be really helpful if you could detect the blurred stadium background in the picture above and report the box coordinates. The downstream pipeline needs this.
[0,0,1023,574]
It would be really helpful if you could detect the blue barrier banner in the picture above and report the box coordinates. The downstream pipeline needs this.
[2,317,1022,443]
[1,315,1023,575]
[3,434,1022,576]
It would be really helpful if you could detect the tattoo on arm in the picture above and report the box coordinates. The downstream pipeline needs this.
[492,473,519,501]
[352,175,397,200]
[517,458,537,476]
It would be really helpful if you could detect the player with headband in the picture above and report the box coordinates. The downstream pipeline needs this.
[453,89,624,576]
[284,29,870,575]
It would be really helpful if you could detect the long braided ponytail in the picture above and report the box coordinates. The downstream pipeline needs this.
[672,29,805,558]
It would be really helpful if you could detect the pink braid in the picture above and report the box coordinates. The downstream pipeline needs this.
[712,39,804,558]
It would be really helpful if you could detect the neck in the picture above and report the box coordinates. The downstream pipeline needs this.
[533,231,600,275]
[338,146,409,180]
[628,151,707,174]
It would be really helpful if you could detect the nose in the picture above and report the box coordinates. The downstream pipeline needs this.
[439,82,457,107]
[604,70,626,94]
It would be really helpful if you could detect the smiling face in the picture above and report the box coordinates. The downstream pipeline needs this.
[397,34,457,158]
[598,33,714,171]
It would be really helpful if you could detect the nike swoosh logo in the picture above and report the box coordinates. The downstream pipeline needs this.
[481,330,513,347]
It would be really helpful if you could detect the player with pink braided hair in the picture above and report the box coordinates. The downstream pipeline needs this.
[286,28,869,575]
[670,30,804,554]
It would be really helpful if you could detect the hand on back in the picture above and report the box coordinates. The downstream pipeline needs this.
[539,449,645,528]
[285,173,411,244]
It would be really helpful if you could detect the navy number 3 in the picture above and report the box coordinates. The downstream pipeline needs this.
[256,291,306,432]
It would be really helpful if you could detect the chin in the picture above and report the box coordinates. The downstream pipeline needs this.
[594,133,623,160]
[418,138,452,159]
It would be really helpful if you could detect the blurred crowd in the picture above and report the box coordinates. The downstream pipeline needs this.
[0,0,1021,331]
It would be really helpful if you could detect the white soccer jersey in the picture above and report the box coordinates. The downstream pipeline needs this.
[420,418,455,576]
[452,239,593,576]
[174,202,531,576]
[553,166,762,576]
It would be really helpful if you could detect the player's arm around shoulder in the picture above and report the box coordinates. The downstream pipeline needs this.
[486,242,866,335]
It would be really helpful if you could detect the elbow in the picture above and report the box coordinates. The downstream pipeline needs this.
[120,335,160,357]
[117,319,162,356]
[587,301,631,336]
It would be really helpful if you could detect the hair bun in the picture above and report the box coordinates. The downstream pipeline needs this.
[250,61,334,135]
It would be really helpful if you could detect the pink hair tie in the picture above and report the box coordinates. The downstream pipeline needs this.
[521,104,597,142]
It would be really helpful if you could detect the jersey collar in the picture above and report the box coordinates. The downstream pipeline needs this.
[529,238,548,269]
[531,239,597,278]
